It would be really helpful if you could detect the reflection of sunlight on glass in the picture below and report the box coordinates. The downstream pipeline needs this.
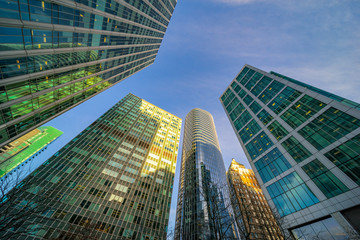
[139,99,182,180]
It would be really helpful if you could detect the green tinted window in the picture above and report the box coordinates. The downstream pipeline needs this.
[245,72,263,91]
[225,97,240,113]
[281,95,326,129]
[254,148,292,183]
[267,172,319,216]
[258,81,285,104]
[245,131,273,160]
[281,136,311,163]
[268,120,288,140]
[251,76,272,97]
[233,110,252,131]
[238,89,247,99]
[221,88,232,101]
[236,67,249,83]
[243,94,253,106]
[223,91,235,106]
[325,134,360,185]
[299,107,360,150]
[229,103,245,121]
[239,119,261,143]
[249,101,262,114]
[240,69,255,85]
[268,87,302,114]
[257,109,273,126]
[302,159,348,198]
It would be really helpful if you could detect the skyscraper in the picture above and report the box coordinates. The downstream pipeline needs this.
[0,0,177,147]
[0,93,181,239]
[227,159,283,240]
[0,126,63,179]
[175,108,237,240]
[220,64,360,239]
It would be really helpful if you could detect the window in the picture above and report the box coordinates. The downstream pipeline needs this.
[229,103,245,121]
[245,131,273,160]
[325,134,360,185]
[281,95,326,129]
[239,120,261,143]
[254,148,291,183]
[291,217,348,240]
[302,159,349,198]
[257,109,273,126]
[249,101,262,114]
[281,136,311,163]
[101,168,118,178]
[267,172,319,216]
[233,110,252,131]
[268,87,301,114]
[298,107,360,150]
[258,81,285,104]
[267,120,288,140]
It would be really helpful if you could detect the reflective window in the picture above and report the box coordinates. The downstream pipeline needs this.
[268,120,289,140]
[233,110,252,132]
[243,94,254,106]
[302,159,349,198]
[245,131,273,160]
[223,91,235,107]
[291,217,348,240]
[281,136,311,163]
[254,148,291,183]
[258,81,285,104]
[239,120,261,143]
[325,134,360,185]
[267,172,319,216]
[225,97,240,113]
[257,109,273,126]
[239,68,255,85]
[299,107,360,150]
[236,66,250,83]
[250,76,273,97]
[229,103,245,121]
[281,95,326,129]
[268,87,302,114]
[245,72,263,91]
[249,101,262,114]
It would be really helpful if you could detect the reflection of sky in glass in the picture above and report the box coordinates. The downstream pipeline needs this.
[291,217,348,240]
[267,172,319,216]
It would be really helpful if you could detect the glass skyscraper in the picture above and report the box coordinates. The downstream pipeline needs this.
[220,65,360,239]
[227,159,283,240]
[0,93,181,239]
[0,0,177,147]
[175,108,237,240]
[0,126,62,179]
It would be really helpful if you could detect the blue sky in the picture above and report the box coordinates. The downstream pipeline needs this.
[29,0,360,233]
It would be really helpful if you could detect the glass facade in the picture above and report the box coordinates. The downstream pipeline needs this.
[291,217,349,240]
[0,126,63,179]
[175,108,236,240]
[227,159,284,240]
[220,64,360,239]
[0,93,181,239]
[0,0,177,147]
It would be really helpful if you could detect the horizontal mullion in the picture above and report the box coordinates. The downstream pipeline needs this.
[0,48,158,87]
[0,18,163,41]
[0,43,160,60]
[0,58,155,131]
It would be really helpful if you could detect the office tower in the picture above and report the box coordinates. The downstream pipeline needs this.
[227,159,283,240]
[0,126,62,179]
[175,108,237,240]
[0,93,181,239]
[0,0,177,147]
[220,64,360,239]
